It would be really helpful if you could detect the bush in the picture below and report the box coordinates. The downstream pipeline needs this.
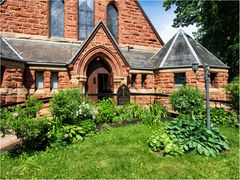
[139,104,168,125]
[148,128,184,156]
[24,96,43,117]
[50,88,91,125]
[79,120,96,134]
[165,115,230,156]
[0,114,51,150]
[97,98,116,123]
[226,76,239,113]
[169,86,204,115]
[196,108,238,126]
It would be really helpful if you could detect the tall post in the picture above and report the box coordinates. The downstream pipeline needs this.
[204,64,211,129]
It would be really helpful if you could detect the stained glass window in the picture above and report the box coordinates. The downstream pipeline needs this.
[107,4,118,41]
[79,0,94,39]
[50,0,64,38]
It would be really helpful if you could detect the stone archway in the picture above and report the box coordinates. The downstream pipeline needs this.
[86,56,113,100]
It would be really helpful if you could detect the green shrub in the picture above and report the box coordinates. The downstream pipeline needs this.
[61,125,85,144]
[226,76,239,113]
[169,86,204,115]
[50,88,89,125]
[139,104,168,125]
[97,98,116,123]
[165,115,230,156]
[0,114,51,150]
[79,119,96,133]
[148,128,184,156]
[24,96,43,117]
[196,108,238,126]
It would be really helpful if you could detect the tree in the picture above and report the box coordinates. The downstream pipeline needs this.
[163,0,239,81]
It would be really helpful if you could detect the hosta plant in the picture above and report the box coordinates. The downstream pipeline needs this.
[165,115,230,157]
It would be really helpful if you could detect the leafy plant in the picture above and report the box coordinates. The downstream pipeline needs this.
[226,76,239,113]
[50,88,87,125]
[148,128,184,156]
[24,96,43,117]
[139,104,168,125]
[79,120,96,134]
[75,102,98,122]
[196,108,238,126]
[97,98,116,123]
[61,125,85,144]
[169,86,204,115]
[165,115,230,156]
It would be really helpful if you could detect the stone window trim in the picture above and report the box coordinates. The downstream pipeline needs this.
[49,0,64,38]
[35,71,44,90]
[78,0,94,40]
[174,72,186,87]
[107,2,119,42]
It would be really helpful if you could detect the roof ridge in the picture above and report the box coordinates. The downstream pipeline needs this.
[159,30,180,68]
[181,31,202,65]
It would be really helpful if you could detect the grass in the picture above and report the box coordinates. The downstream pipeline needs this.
[0,124,239,179]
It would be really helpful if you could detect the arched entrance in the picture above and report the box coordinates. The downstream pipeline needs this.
[86,56,113,100]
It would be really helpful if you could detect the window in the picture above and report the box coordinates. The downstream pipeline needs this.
[78,0,94,39]
[36,72,44,89]
[107,3,118,41]
[1,66,5,86]
[50,0,64,38]
[141,74,147,88]
[174,73,185,86]
[210,73,217,87]
[131,74,136,87]
[51,72,58,89]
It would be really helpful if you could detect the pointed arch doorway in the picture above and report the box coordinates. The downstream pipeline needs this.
[86,56,113,100]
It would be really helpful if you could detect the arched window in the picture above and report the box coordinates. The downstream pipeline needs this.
[107,3,118,41]
[50,0,64,38]
[78,0,94,40]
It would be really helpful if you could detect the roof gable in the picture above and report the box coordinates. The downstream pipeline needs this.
[69,20,130,67]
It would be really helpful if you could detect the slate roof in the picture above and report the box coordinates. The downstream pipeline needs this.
[151,30,228,69]
[0,36,23,61]
[5,38,81,65]
[120,47,156,69]
[1,29,227,69]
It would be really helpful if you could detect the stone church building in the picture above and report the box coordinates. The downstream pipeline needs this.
[0,0,228,105]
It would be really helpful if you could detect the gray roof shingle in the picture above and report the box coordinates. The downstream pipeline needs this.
[150,30,228,69]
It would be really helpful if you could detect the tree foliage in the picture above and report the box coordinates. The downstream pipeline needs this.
[163,0,239,80]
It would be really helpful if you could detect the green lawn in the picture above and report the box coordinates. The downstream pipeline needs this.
[1,124,239,179]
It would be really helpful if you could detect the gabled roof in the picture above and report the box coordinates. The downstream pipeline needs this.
[150,30,228,69]
[68,20,130,67]
[0,36,23,61]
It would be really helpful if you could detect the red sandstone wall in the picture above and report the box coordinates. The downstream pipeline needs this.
[0,0,162,47]
[0,0,49,36]
[95,0,162,47]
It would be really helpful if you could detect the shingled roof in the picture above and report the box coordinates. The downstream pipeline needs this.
[150,29,228,69]
[0,36,23,61]
[0,29,227,70]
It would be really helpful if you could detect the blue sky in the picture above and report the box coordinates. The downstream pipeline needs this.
[139,0,198,43]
